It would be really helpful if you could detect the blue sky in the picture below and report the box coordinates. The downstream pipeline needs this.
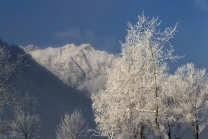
[0,0,208,70]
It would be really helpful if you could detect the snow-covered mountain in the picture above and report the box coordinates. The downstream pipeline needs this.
[22,44,115,95]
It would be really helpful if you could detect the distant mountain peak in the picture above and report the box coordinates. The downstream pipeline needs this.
[23,44,115,95]
[58,44,94,57]
[23,44,39,52]
[61,43,93,49]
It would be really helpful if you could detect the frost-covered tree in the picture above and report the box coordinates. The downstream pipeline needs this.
[0,46,37,109]
[0,46,37,137]
[92,55,154,139]
[168,63,208,139]
[91,88,122,139]
[164,74,190,139]
[11,110,42,139]
[0,119,11,138]
[0,47,26,108]
[160,78,182,139]
[92,13,180,139]
[56,109,88,139]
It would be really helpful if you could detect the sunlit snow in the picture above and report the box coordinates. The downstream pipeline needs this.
[22,44,115,95]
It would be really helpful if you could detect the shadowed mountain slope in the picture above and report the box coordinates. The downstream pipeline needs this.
[0,41,96,138]
[19,55,94,138]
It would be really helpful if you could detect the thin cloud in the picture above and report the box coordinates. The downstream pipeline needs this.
[55,28,119,53]
[56,28,82,40]
[177,21,187,37]
[56,28,97,41]
[194,0,208,11]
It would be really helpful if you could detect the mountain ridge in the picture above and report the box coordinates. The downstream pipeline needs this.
[22,44,115,95]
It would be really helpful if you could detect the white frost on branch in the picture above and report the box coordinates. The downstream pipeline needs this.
[56,109,89,139]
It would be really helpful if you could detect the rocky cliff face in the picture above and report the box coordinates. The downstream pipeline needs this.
[22,44,115,94]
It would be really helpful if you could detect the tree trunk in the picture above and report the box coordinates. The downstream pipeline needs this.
[140,124,145,139]
[155,107,161,139]
[130,110,137,139]
[194,133,198,139]
[167,121,171,139]
[168,128,171,139]
[192,122,199,139]
[193,131,199,139]
[150,42,161,139]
